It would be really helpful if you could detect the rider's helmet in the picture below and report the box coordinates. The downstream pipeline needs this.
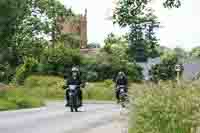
[118,71,125,79]
[71,67,79,79]
[72,67,79,72]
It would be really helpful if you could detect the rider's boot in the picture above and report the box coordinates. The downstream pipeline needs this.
[65,103,67,107]
[65,101,69,107]
[65,90,70,107]
[79,90,83,106]
[80,100,82,106]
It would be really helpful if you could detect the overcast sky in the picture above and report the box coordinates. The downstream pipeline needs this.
[60,0,200,51]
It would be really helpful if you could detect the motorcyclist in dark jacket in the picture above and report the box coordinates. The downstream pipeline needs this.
[114,71,128,103]
[64,67,84,107]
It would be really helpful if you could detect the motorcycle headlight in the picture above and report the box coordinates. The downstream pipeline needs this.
[120,89,124,92]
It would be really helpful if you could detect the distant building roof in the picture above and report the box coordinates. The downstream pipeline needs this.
[80,48,100,56]
[138,57,200,81]
[182,60,200,80]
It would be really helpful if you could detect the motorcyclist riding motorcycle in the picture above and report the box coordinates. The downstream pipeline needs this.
[114,71,128,103]
[64,67,84,107]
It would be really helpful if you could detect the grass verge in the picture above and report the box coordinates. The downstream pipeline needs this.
[0,86,44,111]
[24,75,115,101]
[0,75,116,111]
[129,81,200,133]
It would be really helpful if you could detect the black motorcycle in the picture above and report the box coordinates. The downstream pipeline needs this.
[68,85,81,112]
[117,85,128,108]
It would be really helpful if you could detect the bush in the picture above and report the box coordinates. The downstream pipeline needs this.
[0,63,15,83]
[129,81,200,133]
[13,57,38,85]
[86,71,99,82]
[81,52,143,82]
[149,51,178,82]
[40,43,81,76]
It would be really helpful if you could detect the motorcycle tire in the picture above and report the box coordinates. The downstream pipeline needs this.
[121,102,126,108]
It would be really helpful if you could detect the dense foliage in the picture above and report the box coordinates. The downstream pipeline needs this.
[190,46,200,58]
[0,0,80,83]
[0,0,74,64]
[87,33,144,82]
[81,53,143,82]
[40,43,81,76]
[0,0,185,84]
[14,57,38,84]
[149,51,178,82]
[113,0,160,62]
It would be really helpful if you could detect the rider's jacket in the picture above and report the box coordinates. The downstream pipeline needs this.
[67,78,82,88]
[116,77,128,86]
[115,77,128,93]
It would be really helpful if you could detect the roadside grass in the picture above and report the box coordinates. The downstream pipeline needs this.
[128,81,200,133]
[24,75,116,101]
[0,99,17,111]
[24,75,65,100]
[0,86,44,111]
[83,80,115,101]
[0,75,116,111]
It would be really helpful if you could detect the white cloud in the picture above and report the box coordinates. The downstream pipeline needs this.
[153,0,200,50]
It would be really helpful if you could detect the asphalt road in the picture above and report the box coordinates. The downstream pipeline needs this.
[0,101,122,133]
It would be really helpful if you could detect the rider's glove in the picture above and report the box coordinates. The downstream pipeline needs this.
[62,85,68,90]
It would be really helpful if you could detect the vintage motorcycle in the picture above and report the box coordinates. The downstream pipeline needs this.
[68,85,81,112]
[117,85,128,108]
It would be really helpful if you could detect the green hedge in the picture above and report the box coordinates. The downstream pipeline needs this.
[81,53,143,82]
[13,57,38,85]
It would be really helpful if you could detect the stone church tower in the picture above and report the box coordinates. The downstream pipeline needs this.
[60,9,88,49]
[80,9,87,48]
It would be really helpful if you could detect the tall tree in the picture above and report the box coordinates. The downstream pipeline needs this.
[113,0,160,62]
[35,0,74,46]
[149,51,178,81]
[0,0,31,66]
[163,0,181,8]
[113,0,182,62]
[0,0,30,45]
[173,47,188,62]
[190,46,200,58]
[104,33,127,54]
[0,0,75,66]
